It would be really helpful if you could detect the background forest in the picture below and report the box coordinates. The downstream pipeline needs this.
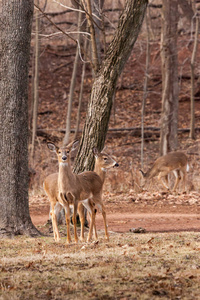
[29,0,200,195]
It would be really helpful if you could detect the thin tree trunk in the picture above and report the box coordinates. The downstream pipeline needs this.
[92,0,105,64]
[189,15,199,139]
[84,0,100,73]
[31,2,40,160]
[63,9,82,146]
[160,0,179,155]
[141,11,150,169]
[74,37,89,140]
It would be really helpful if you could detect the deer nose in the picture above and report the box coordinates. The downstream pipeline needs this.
[62,155,67,161]
[115,163,119,167]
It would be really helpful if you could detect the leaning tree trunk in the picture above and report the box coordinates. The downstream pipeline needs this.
[160,0,179,156]
[74,0,148,173]
[0,0,40,237]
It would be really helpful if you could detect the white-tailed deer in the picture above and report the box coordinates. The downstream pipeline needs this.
[79,147,119,240]
[44,141,118,243]
[140,151,189,192]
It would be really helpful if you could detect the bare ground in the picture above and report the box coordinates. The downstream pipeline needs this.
[29,190,200,236]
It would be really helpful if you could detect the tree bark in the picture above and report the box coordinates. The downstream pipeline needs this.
[74,0,148,173]
[84,0,100,73]
[189,15,199,139]
[31,2,40,160]
[75,36,89,140]
[0,0,40,237]
[141,10,150,169]
[160,0,179,155]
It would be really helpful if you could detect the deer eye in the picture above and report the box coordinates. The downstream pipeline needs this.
[104,157,107,161]
[67,150,70,154]
[58,150,61,154]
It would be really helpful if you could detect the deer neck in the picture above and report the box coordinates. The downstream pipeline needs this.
[146,164,157,179]
[58,161,75,192]
[94,163,106,184]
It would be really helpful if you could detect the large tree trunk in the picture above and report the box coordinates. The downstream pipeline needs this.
[160,0,179,156]
[0,0,40,237]
[74,0,148,173]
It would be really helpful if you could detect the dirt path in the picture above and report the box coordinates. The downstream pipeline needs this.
[30,212,200,233]
[29,192,200,233]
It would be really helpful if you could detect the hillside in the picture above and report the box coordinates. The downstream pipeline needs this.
[29,3,200,233]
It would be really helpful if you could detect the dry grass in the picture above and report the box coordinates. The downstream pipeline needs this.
[0,230,200,299]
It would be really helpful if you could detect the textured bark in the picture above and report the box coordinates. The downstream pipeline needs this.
[160,0,179,156]
[31,1,40,159]
[74,0,148,173]
[85,0,100,73]
[189,16,199,139]
[0,0,40,237]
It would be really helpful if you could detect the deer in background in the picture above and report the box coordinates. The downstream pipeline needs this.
[43,141,118,243]
[140,151,189,192]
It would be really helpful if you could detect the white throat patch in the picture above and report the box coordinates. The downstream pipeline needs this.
[60,162,68,167]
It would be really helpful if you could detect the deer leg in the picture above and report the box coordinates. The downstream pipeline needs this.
[172,170,180,192]
[81,199,97,242]
[73,201,78,243]
[93,207,98,240]
[97,202,109,241]
[87,209,98,241]
[88,199,98,240]
[179,169,186,193]
[182,171,186,192]
[158,173,170,190]
[64,204,71,244]
[78,203,85,241]
[87,202,95,242]
[101,204,109,241]
[51,202,61,242]
[160,174,169,190]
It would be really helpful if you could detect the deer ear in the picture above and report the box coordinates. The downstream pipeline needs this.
[92,147,99,157]
[102,145,107,152]
[47,142,57,152]
[71,140,79,151]
[139,169,145,177]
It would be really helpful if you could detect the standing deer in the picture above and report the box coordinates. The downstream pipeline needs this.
[44,141,118,243]
[79,147,119,240]
[140,151,189,192]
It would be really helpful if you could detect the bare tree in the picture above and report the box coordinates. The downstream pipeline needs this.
[75,35,89,140]
[84,0,100,73]
[141,10,151,169]
[0,0,40,237]
[189,12,199,139]
[63,8,82,145]
[31,2,40,160]
[160,0,179,155]
[92,0,105,63]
